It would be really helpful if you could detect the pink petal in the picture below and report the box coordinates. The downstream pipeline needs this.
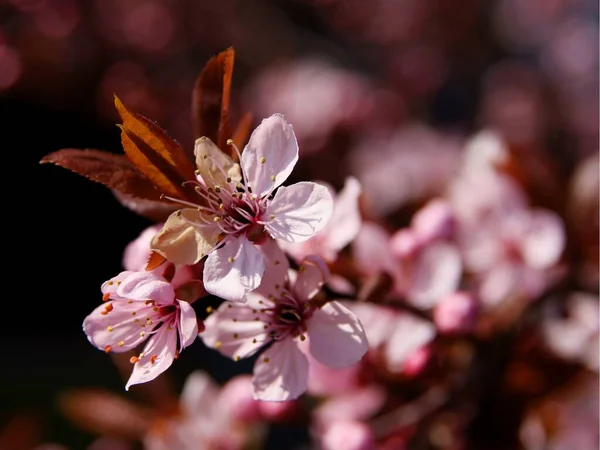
[122,225,161,271]
[344,302,398,349]
[201,302,268,360]
[320,420,376,450]
[411,199,454,242]
[180,371,219,416]
[293,256,330,301]
[307,301,368,369]
[203,237,265,301]
[352,222,396,275]
[384,314,436,371]
[126,323,178,390]
[117,271,175,305]
[255,239,290,297]
[478,263,521,308]
[241,114,299,196]
[314,385,386,424]
[323,177,362,252]
[101,271,135,297]
[406,242,462,309]
[266,182,334,243]
[177,300,199,349]
[83,300,158,352]
[520,209,565,269]
[252,339,309,401]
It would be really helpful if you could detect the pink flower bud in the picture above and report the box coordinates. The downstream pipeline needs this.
[257,400,297,421]
[402,345,432,377]
[321,420,376,450]
[434,292,478,334]
[218,375,261,423]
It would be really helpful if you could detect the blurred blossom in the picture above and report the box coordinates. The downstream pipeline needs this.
[541,292,599,371]
[122,224,162,272]
[347,302,436,374]
[354,217,462,309]
[145,372,258,450]
[348,124,462,216]
[94,0,177,53]
[520,373,599,450]
[32,0,80,39]
[244,58,373,151]
[433,291,478,335]
[480,62,546,147]
[319,420,376,450]
[281,177,362,263]
[313,384,385,429]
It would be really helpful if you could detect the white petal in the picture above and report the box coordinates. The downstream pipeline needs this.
[180,371,219,416]
[201,302,268,360]
[384,314,436,371]
[342,302,398,349]
[293,256,330,301]
[520,209,565,269]
[241,114,299,196]
[323,177,362,252]
[407,242,462,309]
[194,136,241,187]
[177,300,199,349]
[307,301,368,369]
[254,238,290,297]
[117,271,175,305]
[126,324,178,390]
[252,339,309,401]
[266,182,334,243]
[203,237,265,301]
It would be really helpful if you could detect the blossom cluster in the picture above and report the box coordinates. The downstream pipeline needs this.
[39,46,598,450]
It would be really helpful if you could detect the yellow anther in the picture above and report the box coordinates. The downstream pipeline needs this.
[107,326,113,332]
[213,216,221,222]
[215,340,222,349]
[206,306,213,314]
[131,311,136,316]
[227,256,235,263]
[227,139,234,145]
[118,340,125,347]
[234,356,241,362]
[260,156,266,164]
[300,335,306,342]
[263,357,270,363]
[140,331,146,337]
[270,175,276,182]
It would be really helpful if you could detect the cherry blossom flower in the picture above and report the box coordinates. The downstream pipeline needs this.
[280,177,362,262]
[145,371,260,450]
[83,270,198,390]
[201,241,368,401]
[353,202,462,309]
[151,114,334,301]
[348,302,436,374]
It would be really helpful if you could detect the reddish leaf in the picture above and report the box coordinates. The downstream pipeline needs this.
[112,190,177,222]
[41,148,162,201]
[192,47,235,153]
[115,95,196,199]
[231,112,254,160]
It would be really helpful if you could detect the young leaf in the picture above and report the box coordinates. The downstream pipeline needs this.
[115,95,196,199]
[40,148,162,201]
[192,47,235,152]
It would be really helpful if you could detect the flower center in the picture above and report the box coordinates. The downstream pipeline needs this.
[261,290,314,341]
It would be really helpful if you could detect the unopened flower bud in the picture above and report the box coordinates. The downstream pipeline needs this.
[434,291,478,334]
[321,420,376,450]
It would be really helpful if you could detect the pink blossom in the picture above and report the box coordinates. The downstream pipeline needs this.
[145,372,256,450]
[122,224,161,271]
[541,292,599,371]
[151,114,334,301]
[461,207,565,307]
[319,420,376,450]
[83,270,198,389]
[346,302,436,374]
[280,177,362,262]
[433,291,478,334]
[354,215,462,309]
[201,242,368,401]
